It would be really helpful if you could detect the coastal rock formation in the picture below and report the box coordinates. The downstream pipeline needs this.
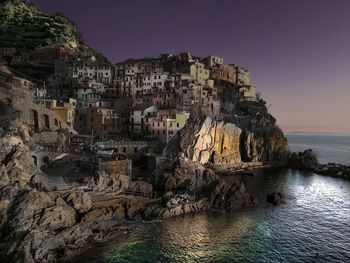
[159,157,219,191]
[161,194,210,219]
[185,117,242,164]
[154,157,256,219]
[0,128,151,262]
[241,127,290,163]
[165,116,289,166]
[0,135,49,228]
[314,163,350,180]
[288,150,350,180]
[266,192,286,205]
[211,180,255,209]
[64,190,92,213]
[289,149,319,169]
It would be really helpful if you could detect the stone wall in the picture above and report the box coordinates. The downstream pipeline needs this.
[9,86,75,133]
[32,131,58,144]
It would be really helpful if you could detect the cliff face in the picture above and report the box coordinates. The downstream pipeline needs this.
[177,117,242,165]
[165,116,289,166]
[0,134,151,262]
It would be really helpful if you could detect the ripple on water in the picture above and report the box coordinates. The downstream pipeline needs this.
[74,169,350,263]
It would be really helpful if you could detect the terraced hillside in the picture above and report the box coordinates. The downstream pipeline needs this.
[0,0,107,62]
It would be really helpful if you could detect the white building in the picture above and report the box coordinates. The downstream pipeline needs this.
[142,72,168,94]
[204,55,224,68]
[64,61,114,84]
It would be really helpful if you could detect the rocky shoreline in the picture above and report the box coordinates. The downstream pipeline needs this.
[1,121,348,263]
[313,163,350,180]
[288,149,350,180]
[0,135,256,262]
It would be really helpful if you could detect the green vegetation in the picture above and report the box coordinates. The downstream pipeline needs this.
[0,1,108,62]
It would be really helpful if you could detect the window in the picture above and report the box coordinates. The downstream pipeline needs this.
[170,122,172,127]
[177,123,179,127]
[123,147,126,152]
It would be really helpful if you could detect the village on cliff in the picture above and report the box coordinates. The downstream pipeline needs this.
[2,1,350,262]
[0,46,259,162]
[1,46,256,143]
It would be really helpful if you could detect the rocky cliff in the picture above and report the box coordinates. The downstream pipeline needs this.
[165,116,289,166]
[0,133,153,262]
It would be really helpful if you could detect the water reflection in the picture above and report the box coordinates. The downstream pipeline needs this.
[75,169,350,263]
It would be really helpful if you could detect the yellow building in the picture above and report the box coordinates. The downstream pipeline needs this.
[189,61,210,85]
[53,98,76,127]
[166,112,190,142]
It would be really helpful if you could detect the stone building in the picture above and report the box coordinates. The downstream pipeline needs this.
[85,107,121,140]
[211,64,236,84]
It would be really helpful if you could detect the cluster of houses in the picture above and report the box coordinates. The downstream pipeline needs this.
[1,47,257,146]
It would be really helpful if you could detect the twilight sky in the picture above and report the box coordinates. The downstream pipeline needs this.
[32,0,350,133]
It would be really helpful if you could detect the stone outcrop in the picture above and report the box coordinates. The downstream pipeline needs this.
[266,192,285,205]
[241,127,290,163]
[0,132,152,262]
[188,117,242,164]
[288,149,319,169]
[211,180,255,210]
[64,190,92,213]
[154,157,256,220]
[288,150,350,180]
[0,135,49,228]
[313,163,350,180]
[165,116,289,166]
[159,157,219,192]
[161,194,210,219]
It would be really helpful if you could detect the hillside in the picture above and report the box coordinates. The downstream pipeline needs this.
[0,0,108,62]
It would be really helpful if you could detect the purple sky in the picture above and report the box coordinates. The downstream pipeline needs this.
[32,0,350,133]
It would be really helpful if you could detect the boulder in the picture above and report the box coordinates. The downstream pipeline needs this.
[266,192,285,205]
[211,181,255,209]
[37,198,76,231]
[289,149,319,169]
[161,194,210,219]
[5,190,55,234]
[64,190,92,214]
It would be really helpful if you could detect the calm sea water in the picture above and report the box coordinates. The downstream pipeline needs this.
[74,134,350,263]
[285,132,350,165]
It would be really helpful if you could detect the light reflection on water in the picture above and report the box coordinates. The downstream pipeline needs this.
[75,169,350,263]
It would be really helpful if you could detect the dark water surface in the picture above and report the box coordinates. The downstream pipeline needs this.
[74,134,350,263]
[285,132,350,165]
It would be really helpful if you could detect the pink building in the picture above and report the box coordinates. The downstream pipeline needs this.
[211,64,236,84]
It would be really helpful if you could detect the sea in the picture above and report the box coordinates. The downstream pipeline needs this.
[74,133,350,263]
